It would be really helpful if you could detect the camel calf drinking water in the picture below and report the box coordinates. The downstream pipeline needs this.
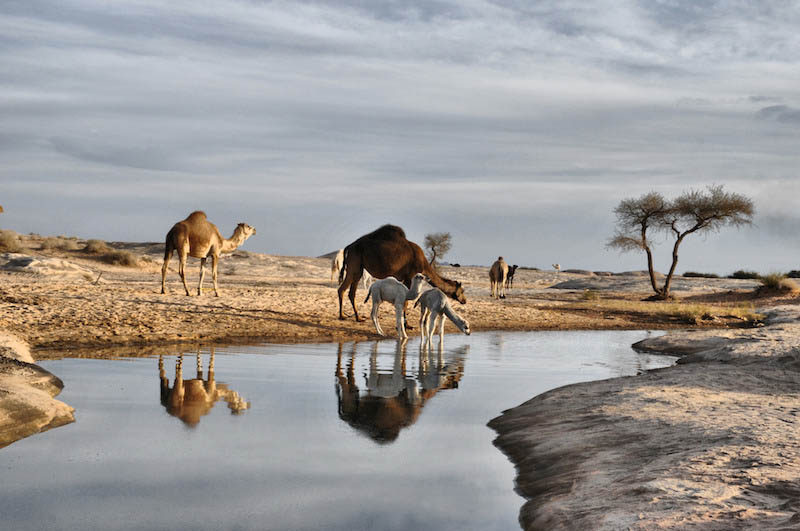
[415,288,471,346]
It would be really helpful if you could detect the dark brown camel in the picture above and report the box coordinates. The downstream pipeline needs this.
[505,264,519,289]
[337,224,466,321]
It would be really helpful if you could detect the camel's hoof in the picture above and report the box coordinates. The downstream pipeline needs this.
[355,317,365,322]
[338,316,346,321]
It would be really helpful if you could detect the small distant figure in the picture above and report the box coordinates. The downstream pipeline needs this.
[489,256,509,299]
[331,248,345,283]
[505,264,519,289]
[553,263,561,274]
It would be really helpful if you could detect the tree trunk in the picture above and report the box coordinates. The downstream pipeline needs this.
[660,235,686,299]
[644,245,662,296]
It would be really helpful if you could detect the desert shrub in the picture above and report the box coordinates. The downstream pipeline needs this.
[41,236,80,251]
[729,270,760,280]
[0,230,23,252]
[759,273,800,292]
[683,271,720,278]
[83,239,110,254]
[582,289,599,301]
[99,250,139,267]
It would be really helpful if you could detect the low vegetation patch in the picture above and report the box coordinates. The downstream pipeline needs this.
[728,270,760,280]
[98,250,139,267]
[683,271,720,278]
[575,299,762,325]
[0,230,23,253]
[759,273,800,293]
[41,236,80,251]
[83,239,110,254]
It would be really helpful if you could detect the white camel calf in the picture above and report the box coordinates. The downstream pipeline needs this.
[331,249,345,283]
[415,288,471,346]
[364,273,427,339]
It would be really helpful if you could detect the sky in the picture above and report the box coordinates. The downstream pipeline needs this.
[1,0,799,274]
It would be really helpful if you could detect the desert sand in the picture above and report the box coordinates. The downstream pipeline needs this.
[1,234,798,529]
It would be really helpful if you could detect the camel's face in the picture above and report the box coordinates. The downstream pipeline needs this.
[453,281,467,304]
[462,320,471,335]
[238,223,257,239]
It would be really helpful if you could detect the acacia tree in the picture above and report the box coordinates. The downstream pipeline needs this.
[608,185,754,300]
[424,232,452,266]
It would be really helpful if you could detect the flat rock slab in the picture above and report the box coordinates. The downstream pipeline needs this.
[490,306,800,530]
[0,333,74,449]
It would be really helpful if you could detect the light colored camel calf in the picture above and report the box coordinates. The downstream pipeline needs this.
[331,249,345,282]
[415,288,471,346]
[364,273,426,339]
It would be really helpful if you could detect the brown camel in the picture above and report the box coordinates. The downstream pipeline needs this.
[161,211,256,296]
[505,264,519,289]
[489,256,509,299]
[337,224,466,321]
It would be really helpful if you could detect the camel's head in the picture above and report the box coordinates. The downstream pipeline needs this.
[236,223,257,239]
[452,281,467,305]
[461,319,471,336]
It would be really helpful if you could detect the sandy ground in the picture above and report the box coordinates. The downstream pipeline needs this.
[2,234,800,528]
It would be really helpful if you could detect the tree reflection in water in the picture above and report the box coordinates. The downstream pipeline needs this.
[335,339,467,444]
[159,347,250,427]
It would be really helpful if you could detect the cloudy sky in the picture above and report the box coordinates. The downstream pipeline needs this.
[2,0,799,273]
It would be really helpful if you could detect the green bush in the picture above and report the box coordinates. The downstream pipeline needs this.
[729,270,760,280]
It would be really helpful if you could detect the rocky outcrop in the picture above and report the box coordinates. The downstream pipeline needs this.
[490,306,800,530]
[0,332,74,449]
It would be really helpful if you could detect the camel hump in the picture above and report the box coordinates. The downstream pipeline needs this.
[185,211,208,222]
[370,224,407,240]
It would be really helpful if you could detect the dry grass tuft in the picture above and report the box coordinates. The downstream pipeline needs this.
[759,273,800,293]
[576,299,763,325]
[0,230,23,253]
[41,236,80,251]
[98,250,139,267]
[83,239,110,254]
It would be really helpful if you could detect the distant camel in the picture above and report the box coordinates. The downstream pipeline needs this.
[553,263,561,274]
[505,264,519,289]
[337,225,466,321]
[489,257,509,299]
[161,211,256,296]
[331,249,344,282]
[415,288,471,347]
[364,273,427,338]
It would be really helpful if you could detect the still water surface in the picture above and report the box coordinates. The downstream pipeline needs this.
[1,331,674,531]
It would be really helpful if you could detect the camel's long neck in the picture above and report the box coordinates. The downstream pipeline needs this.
[221,228,247,254]
[406,278,426,301]
[424,264,458,297]
[442,303,467,333]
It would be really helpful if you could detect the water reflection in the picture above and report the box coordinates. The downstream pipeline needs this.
[335,340,467,444]
[159,348,250,427]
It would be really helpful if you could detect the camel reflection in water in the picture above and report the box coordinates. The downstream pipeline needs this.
[335,339,467,444]
[159,347,250,427]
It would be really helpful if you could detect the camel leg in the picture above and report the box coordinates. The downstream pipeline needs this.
[427,313,437,344]
[161,248,173,294]
[396,302,407,339]
[419,308,428,341]
[338,266,364,321]
[198,257,207,296]
[371,300,384,336]
[438,314,445,338]
[178,254,191,296]
[211,254,220,297]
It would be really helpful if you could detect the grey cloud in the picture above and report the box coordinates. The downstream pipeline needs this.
[756,105,800,124]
